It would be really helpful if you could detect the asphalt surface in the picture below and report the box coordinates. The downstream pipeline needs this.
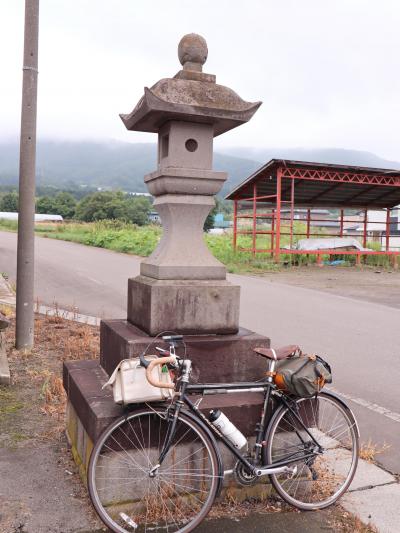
[1,231,399,475]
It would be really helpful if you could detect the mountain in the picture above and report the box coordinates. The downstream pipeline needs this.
[1,140,399,197]
[218,147,400,171]
[0,140,261,196]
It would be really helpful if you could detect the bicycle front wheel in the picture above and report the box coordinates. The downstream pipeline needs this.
[88,407,220,533]
[264,391,359,510]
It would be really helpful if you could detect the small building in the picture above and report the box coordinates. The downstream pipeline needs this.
[0,212,63,223]
[213,213,231,229]
[148,211,161,224]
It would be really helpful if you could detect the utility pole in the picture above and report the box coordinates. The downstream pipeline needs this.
[16,0,39,350]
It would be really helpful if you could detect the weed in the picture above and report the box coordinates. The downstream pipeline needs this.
[359,439,391,462]
[0,304,14,317]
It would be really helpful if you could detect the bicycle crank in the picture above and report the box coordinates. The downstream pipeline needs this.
[255,465,298,477]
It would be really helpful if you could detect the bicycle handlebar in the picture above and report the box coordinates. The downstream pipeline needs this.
[146,355,176,390]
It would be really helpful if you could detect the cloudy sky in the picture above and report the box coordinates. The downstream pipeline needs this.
[1,0,399,160]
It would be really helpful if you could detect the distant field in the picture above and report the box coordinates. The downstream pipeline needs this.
[0,219,391,271]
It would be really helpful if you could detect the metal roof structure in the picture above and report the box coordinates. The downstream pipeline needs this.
[225,159,400,264]
[226,159,400,209]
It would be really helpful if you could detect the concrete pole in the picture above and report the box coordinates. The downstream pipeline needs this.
[16,0,39,350]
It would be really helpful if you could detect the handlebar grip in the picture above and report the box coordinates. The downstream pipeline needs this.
[139,353,150,369]
[146,356,176,390]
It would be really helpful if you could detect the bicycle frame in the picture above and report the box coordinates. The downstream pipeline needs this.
[156,367,324,478]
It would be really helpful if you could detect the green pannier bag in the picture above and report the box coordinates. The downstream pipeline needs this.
[274,353,332,398]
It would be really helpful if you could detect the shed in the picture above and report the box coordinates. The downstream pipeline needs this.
[226,160,400,264]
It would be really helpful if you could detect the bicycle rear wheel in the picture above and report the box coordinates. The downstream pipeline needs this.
[88,407,220,533]
[264,391,359,510]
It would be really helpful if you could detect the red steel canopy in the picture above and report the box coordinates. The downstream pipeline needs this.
[225,159,400,264]
[226,159,400,208]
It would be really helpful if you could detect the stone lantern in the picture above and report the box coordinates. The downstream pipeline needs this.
[120,33,261,336]
[63,36,270,472]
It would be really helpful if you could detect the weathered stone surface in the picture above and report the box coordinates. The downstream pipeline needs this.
[178,33,208,72]
[100,318,270,382]
[140,196,226,280]
[127,276,240,334]
[156,121,215,172]
[0,313,10,385]
[145,167,227,196]
[63,360,123,443]
[63,359,269,443]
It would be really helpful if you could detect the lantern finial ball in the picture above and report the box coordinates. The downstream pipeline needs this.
[178,33,208,70]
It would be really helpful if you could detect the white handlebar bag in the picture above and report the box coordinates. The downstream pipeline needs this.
[102,356,174,405]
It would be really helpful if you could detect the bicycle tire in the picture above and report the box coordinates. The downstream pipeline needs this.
[88,407,220,532]
[263,391,359,510]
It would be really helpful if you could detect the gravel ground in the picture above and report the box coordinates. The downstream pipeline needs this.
[259,266,400,309]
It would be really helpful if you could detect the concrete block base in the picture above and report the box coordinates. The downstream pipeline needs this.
[63,358,274,498]
[64,325,272,495]
[0,332,10,385]
[100,319,270,382]
[127,276,240,335]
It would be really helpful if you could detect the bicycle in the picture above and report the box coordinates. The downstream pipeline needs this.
[88,335,359,532]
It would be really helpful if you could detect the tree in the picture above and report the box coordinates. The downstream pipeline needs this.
[0,192,19,212]
[36,195,55,214]
[75,191,124,221]
[53,192,76,218]
[36,192,77,218]
[204,205,217,232]
[124,196,152,226]
[75,191,151,225]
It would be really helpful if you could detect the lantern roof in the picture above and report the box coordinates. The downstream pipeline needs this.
[120,33,262,137]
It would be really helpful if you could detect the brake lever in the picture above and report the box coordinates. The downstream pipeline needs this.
[156,347,169,355]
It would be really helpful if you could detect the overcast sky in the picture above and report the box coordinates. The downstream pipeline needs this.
[1,0,399,160]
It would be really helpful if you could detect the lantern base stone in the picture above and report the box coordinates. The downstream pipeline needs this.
[127,275,240,335]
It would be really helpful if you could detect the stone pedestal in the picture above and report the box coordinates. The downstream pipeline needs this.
[127,276,240,335]
[100,319,269,380]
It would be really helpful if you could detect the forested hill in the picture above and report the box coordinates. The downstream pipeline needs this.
[1,140,399,196]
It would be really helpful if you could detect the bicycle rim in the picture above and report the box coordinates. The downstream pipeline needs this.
[88,408,220,532]
[264,392,359,510]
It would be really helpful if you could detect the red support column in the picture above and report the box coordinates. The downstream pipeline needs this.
[386,208,390,252]
[306,208,311,238]
[233,199,238,252]
[290,176,295,249]
[363,209,368,248]
[271,208,275,257]
[252,183,257,257]
[340,209,344,237]
[274,168,282,263]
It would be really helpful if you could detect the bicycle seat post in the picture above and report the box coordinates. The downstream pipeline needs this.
[266,350,278,383]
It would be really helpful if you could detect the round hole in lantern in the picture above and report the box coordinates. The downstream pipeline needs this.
[185,139,198,152]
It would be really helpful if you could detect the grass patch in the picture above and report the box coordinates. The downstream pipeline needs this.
[1,218,395,273]
[0,219,18,232]
[0,386,24,417]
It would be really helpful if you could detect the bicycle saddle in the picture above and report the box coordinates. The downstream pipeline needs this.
[253,345,300,360]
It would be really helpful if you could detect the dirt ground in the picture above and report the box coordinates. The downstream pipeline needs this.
[0,308,377,533]
[260,266,400,309]
[0,309,103,533]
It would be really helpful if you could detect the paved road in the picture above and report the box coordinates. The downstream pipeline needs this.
[1,231,399,474]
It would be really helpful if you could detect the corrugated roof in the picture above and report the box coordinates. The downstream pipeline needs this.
[226,159,400,208]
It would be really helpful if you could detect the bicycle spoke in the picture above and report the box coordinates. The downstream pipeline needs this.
[266,393,358,510]
[89,408,218,532]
